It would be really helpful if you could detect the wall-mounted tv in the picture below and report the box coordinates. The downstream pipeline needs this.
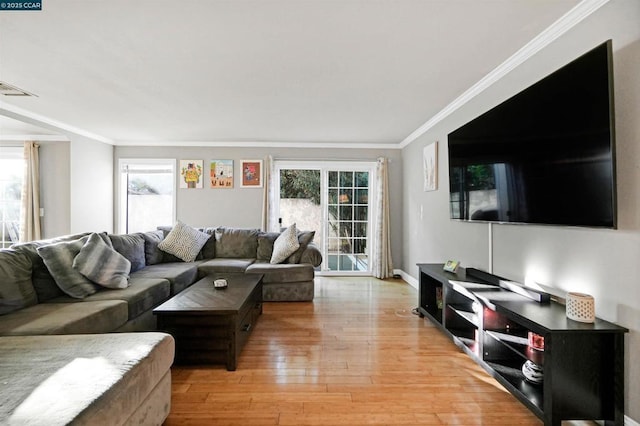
[448,40,616,228]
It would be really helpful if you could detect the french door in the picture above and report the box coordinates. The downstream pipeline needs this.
[274,161,376,275]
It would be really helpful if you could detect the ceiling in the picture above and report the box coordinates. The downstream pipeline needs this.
[0,0,587,147]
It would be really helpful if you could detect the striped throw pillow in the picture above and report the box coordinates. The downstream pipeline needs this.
[37,236,100,298]
[73,233,131,289]
[158,221,211,262]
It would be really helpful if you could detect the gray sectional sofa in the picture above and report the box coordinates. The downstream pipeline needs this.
[0,223,321,425]
[0,332,174,426]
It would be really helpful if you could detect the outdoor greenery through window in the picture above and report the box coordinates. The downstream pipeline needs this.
[280,170,321,205]
[0,147,23,248]
[279,169,322,250]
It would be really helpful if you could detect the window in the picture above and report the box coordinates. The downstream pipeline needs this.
[118,159,175,234]
[0,147,23,248]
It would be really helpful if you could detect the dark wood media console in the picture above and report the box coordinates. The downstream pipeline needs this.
[417,263,628,426]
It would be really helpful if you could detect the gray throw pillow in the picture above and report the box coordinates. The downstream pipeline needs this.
[270,223,300,264]
[257,232,280,261]
[199,227,217,259]
[73,233,131,289]
[158,221,211,262]
[287,230,316,264]
[109,233,146,272]
[37,236,100,299]
[0,249,37,315]
[141,230,165,265]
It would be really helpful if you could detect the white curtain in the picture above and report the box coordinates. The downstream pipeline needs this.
[20,141,41,242]
[372,157,393,279]
[261,155,277,232]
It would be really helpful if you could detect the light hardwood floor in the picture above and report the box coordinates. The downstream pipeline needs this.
[166,276,543,425]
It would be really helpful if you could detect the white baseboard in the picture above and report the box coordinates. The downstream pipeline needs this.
[626,415,640,426]
[393,269,418,289]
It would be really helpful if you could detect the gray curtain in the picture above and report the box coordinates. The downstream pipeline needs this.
[20,141,41,242]
[372,157,393,278]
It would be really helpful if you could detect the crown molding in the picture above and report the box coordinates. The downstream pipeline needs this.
[0,134,70,142]
[0,102,113,144]
[399,0,611,149]
[114,139,401,149]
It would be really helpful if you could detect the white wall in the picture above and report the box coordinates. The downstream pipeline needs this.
[69,136,114,233]
[39,141,71,238]
[114,145,403,267]
[401,0,640,421]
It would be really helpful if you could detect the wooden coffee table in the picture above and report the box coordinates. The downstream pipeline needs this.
[153,273,263,370]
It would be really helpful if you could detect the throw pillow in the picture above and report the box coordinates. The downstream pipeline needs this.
[109,233,146,272]
[0,249,37,315]
[155,226,182,262]
[287,230,316,264]
[73,233,131,289]
[270,223,300,264]
[158,221,211,262]
[141,230,165,265]
[199,227,217,259]
[157,225,216,262]
[10,232,91,302]
[256,232,280,261]
[37,236,100,299]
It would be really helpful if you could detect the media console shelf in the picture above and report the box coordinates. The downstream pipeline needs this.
[417,263,628,426]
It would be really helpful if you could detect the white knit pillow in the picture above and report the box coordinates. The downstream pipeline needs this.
[270,223,300,264]
[158,221,211,262]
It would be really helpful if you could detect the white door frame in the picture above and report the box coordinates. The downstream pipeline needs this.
[273,160,377,276]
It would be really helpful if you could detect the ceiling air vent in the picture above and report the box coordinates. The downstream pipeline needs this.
[0,81,37,97]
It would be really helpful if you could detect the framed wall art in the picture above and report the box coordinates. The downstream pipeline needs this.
[423,141,438,191]
[240,159,263,188]
[180,160,203,189]
[210,159,234,188]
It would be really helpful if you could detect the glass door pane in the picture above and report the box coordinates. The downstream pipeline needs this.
[278,169,322,251]
[326,170,369,272]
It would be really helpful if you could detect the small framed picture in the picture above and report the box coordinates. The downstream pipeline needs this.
[210,160,233,188]
[179,160,203,189]
[443,260,460,273]
[240,160,263,188]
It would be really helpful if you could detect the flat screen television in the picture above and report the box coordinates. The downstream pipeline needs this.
[448,40,616,228]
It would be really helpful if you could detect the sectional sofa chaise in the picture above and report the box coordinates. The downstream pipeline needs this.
[0,222,321,425]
